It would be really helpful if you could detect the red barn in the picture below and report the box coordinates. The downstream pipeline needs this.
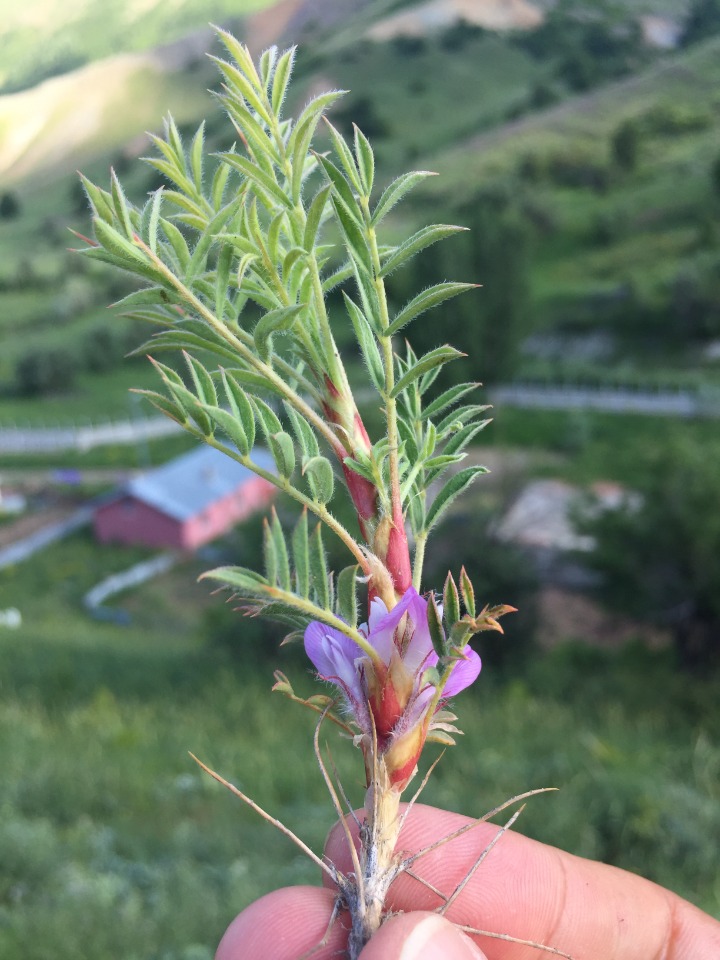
[94,445,276,550]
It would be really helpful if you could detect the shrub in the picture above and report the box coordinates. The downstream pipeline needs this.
[611,118,641,172]
[0,191,21,219]
[14,348,78,397]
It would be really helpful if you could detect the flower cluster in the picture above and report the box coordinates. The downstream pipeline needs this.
[304,587,481,790]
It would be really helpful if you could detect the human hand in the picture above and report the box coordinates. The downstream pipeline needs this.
[216,802,720,960]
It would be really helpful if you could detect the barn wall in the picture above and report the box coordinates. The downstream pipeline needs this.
[95,477,276,551]
[94,497,184,549]
[181,476,276,550]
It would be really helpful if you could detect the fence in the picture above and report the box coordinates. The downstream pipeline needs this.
[489,382,720,417]
[0,414,182,454]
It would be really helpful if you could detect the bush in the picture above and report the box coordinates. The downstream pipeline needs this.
[639,103,712,137]
[611,119,641,172]
[546,150,610,191]
[578,435,720,668]
[14,348,78,397]
[0,191,21,219]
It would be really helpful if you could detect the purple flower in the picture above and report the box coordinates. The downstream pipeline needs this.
[304,587,480,789]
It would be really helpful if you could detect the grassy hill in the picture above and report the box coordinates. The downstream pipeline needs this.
[1,1,719,427]
[408,33,720,377]
[0,0,282,94]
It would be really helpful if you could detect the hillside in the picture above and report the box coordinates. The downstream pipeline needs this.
[1,0,719,426]
[0,0,280,94]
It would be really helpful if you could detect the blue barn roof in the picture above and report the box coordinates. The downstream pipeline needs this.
[127,445,275,522]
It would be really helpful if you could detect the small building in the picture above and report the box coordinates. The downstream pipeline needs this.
[94,445,276,551]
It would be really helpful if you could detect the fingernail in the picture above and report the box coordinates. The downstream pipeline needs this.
[399,915,486,960]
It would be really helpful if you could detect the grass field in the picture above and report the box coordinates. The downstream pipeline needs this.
[0,527,718,960]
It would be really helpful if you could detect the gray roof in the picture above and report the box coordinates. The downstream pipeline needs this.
[127,445,275,522]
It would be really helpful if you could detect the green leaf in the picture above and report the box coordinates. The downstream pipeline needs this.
[425,466,489,534]
[292,509,310,598]
[272,46,296,115]
[251,396,283,439]
[284,405,320,462]
[130,389,187,425]
[201,565,268,592]
[93,219,147,267]
[353,124,374,195]
[110,168,135,238]
[390,346,463,400]
[371,170,437,226]
[166,379,213,436]
[221,369,256,450]
[422,382,480,421]
[380,225,467,278]
[78,175,115,223]
[147,188,164,255]
[434,420,492,466]
[336,564,359,628]
[187,194,244,279]
[254,304,304,361]
[190,122,205,192]
[315,153,362,224]
[460,566,476,618]
[184,352,217,406]
[224,367,285,397]
[211,155,233,209]
[309,523,330,610]
[436,404,492,439]
[202,404,249,454]
[111,286,175,310]
[332,195,372,276]
[263,516,278,586]
[303,182,332,252]
[303,455,334,504]
[220,152,291,209]
[270,508,292,591]
[149,357,184,387]
[141,328,238,365]
[210,55,272,125]
[343,294,383,391]
[215,244,234,319]
[387,282,476,337]
[427,595,446,659]
[259,45,277,89]
[160,217,192,271]
[321,261,354,293]
[443,572,461,630]
[324,121,362,194]
[268,431,296,478]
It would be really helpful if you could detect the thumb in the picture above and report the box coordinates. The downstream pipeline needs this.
[359,912,488,960]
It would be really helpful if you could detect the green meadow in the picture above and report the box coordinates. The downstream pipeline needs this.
[1,4,720,958]
[1,529,718,960]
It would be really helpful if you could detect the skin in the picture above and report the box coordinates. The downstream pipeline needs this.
[217,803,720,960]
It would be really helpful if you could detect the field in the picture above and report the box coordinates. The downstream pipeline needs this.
[2,5,720,958]
[1,529,718,960]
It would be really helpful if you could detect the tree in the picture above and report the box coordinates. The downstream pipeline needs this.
[14,348,78,397]
[390,186,532,386]
[683,0,720,45]
[579,437,720,667]
[0,191,21,219]
[611,118,641,172]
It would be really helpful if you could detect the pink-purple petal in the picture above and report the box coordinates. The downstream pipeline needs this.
[443,646,482,697]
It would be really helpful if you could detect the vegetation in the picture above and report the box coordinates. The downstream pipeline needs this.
[579,435,720,667]
[1,7,719,955]
[0,530,718,959]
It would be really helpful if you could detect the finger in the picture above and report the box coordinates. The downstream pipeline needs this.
[359,911,489,960]
[325,803,720,960]
[215,886,348,960]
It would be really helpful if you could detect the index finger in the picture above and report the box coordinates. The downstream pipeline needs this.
[324,803,720,960]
